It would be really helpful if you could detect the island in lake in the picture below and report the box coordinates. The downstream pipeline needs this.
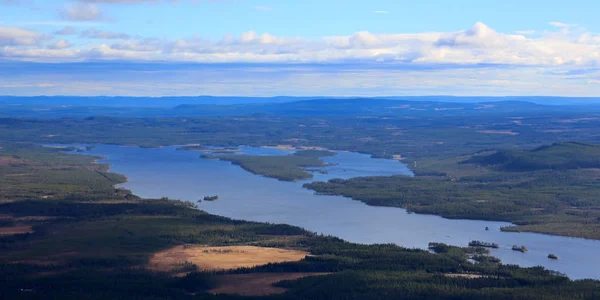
[512,245,528,253]
[468,240,499,249]
[204,149,338,181]
[202,195,219,201]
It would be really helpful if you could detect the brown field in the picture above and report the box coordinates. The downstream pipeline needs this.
[148,245,310,273]
[209,273,330,296]
[477,130,519,136]
[0,225,33,235]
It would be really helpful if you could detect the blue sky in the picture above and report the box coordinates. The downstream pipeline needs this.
[1,0,600,96]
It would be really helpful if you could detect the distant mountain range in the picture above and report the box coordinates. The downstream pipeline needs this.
[2,95,600,108]
[1,96,600,118]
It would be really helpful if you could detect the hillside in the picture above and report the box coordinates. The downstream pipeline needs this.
[463,142,600,171]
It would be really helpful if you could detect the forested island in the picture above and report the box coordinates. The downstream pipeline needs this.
[205,150,336,181]
[1,143,598,299]
[512,245,529,253]
[203,195,219,201]
[469,241,500,249]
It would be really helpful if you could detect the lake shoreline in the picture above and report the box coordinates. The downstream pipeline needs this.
[59,143,600,279]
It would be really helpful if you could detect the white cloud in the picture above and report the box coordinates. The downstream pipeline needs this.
[515,30,535,35]
[60,3,106,21]
[47,39,72,49]
[1,21,599,71]
[0,26,45,46]
[374,10,389,14]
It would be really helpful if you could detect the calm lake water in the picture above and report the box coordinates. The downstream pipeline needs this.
[73,144,600,279]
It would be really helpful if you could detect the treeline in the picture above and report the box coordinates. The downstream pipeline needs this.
[464,142,600,171]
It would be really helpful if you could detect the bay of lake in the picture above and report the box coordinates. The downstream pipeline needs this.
[76,144,600,280]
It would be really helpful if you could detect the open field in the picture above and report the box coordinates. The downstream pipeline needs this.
[148,245,309,273]
[209,273,330,296]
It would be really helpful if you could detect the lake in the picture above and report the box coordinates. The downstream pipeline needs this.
[73,144,600,280]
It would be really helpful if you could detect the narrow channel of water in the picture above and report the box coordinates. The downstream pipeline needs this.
[68,144,600,279]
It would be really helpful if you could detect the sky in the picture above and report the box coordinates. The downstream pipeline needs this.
[1,0,600,97]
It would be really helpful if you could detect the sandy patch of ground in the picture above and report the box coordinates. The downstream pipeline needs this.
[0,225,33,235]
[148,245,309,273]
[209,273,330,296]
[477,130,519,136]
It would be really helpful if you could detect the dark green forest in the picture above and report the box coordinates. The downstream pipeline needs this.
[2,99,600,298]
[1,144,599,299]
[464,142,600,171]
[304,142,600,239]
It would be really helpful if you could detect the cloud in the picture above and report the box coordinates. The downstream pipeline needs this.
[55,26,78,35]
[80,29,130,39]
[374,10,389,14]
[47,40,72,49]
[3,62,600,97]
[1,21,599,72]
[515,30,535,35]
[0,26,45,46]
[60,3,106,21]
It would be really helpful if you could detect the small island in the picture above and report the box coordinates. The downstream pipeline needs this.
[204,149,337,181]
[468,240,499,249]
[512,245,528,253]
[202,195,219,201]
[548,254,559,260]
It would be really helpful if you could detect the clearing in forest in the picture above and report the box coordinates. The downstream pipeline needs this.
[148,245,309,273]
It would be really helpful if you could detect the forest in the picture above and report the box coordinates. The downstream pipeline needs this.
[463,142,600,171]
[304,142,600,239]
[1,143,599,299]
[2,99,600,297]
